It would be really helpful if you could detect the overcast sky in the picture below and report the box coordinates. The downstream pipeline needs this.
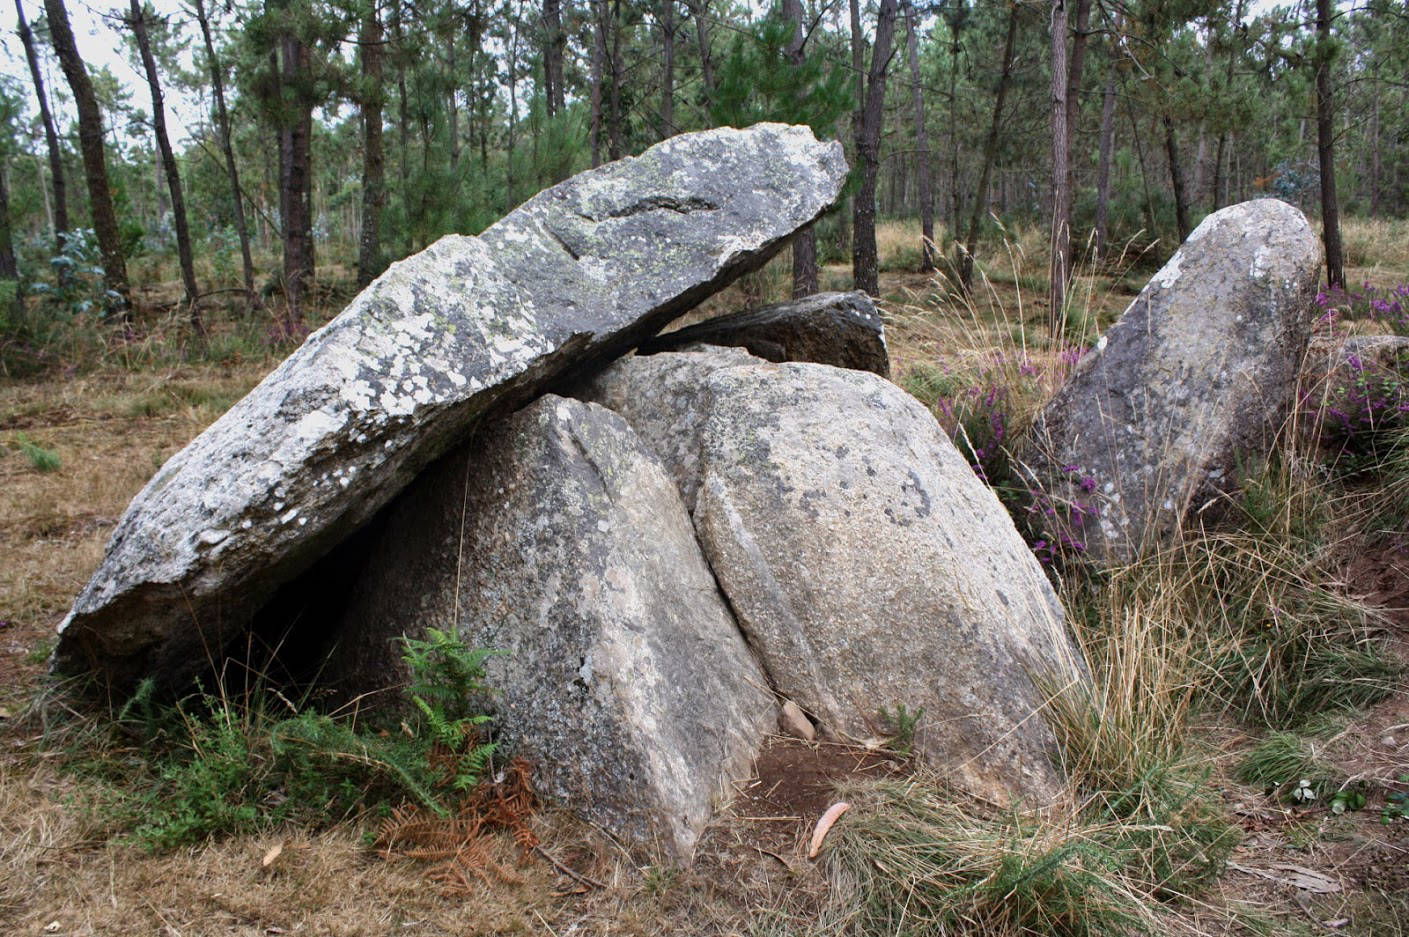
[0,0,206,147]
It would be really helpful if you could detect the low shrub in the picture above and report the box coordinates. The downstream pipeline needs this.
[91,628,500,851]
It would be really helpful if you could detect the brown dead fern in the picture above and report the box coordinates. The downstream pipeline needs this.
[374,757,541,896]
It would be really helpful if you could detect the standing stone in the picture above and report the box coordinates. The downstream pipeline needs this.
[1022,199,1322,564]
[638,291,890,376]
[574,345,763,505]
[54,124,848,688]
[689,362,1086,805]
[331,395,775,861]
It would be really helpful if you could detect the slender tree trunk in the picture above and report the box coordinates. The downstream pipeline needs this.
[904,0,934,271]
[1063,0,1090,249]
[784,0,817,296]
[1163,115,1191,242]
[661,0,675,137]
[0,161,16,280]
[607,0,623,160]
[542,0,565,116]
[357,2,385,288]
[131,0,200,332]
[1048,0,1071,337]
[853,0,898,297]
[35,153,52,235]
[1212,132,1227,209]
[958,0,1018,291]
[44,0,129,316]
[946,20,960,237]
[15,0,67,246]
[447,34,460,174]
[1128,107,1155,232]
[277,27,314,332]
[1315,0,1344,287]
[849,0,864,114]
[1094,64,1117,258]
[591,0,605,167]
[687,0,714,97]
[507,0,520,206]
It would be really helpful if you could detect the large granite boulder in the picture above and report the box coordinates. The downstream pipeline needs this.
[329,395,775,861]
[638,291,890,376]
[1022,199,1322,563]
[586,356,1084,805]
[55,124,848,688]
[574,344,762,505]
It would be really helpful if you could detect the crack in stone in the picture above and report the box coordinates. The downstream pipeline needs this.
[576,196,722,223]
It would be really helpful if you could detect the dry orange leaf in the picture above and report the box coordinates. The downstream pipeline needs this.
[807,802,850,859]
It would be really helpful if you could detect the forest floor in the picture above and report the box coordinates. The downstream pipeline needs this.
[2,239,1409,935]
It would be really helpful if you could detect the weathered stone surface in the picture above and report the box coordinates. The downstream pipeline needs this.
[330,395,775,861]
[1022,198,1321,563]
[638,291,889,376]
[55,124,848,687]
[689,362,1086,805]
[574,345,763,505]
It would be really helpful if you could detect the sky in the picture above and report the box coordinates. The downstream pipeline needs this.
[0,0,206,147]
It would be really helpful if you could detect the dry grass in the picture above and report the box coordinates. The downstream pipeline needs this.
[1342,216,1409,273]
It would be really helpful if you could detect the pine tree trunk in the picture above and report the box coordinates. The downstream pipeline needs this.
[1064,0,1091,250]
[661,0,675,137]
[607,0,624,160]
[131,0,200,334]
[44,0,129,316]
[904,1,934,271]
[1048,0,1071,337]
[0,161,17,280]
[447,34,460,174]
[357,3,385,288]
[784,0,817,296]
[1315,0,1344,287]
[1094,65,1117,258]
[277,29,314,332]
[15,0,67,246]
[1163,115,1191,242]
[958,0,1017,291]
[543,0,565,117]
[688,0,714,96]
[852,0,898,298]
[591,0,605,167]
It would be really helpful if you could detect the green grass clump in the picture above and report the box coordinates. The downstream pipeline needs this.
[1236,731,1338,803]
[15,432,60,472]
[87,628,499,851]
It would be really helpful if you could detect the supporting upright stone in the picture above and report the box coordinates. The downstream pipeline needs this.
[329,396,774,861]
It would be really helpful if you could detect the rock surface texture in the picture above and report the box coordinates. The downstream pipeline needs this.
[638,290,889,376]
[330,395,775,861]
[613,359,1084,805]
[54,124,848,687]
[1022,198,1322,563]
[574,345,761,505]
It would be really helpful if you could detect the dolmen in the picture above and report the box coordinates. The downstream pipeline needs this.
[56,124,1088,861]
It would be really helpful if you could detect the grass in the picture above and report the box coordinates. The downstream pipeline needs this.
[14,431,60,472]
[1235,731,1338,801]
